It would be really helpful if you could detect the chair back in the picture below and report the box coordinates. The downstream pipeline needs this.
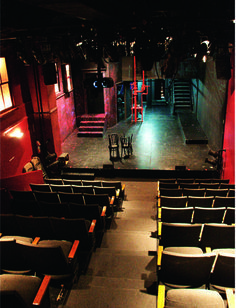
[161,207,193,223]
[58,192,84,204]
[30,183,51,192]
[192,207,226,223]
[72,185,94,194]
[187,196,214,208]
[210,252,235,289]
[160,196,187,208]
[160,223,202,248]
[159,250,216,288]
[200,223,235,249]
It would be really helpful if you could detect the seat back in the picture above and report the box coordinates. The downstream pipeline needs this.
[16,241,70,276]
[34,191,60,203]
[38,201,70,218]
[82,180,102,187]
[161,207,193,223]
[30,183,51,192]
[10,190,36,201]
[0,239,31,273]
[50,184,73,193]
[63,179,82,186]
[58,192,84,204]
[214,196,235,208]
[71,185,94,194]
[159,188,183,197]
[16,215,55,239]
[159,251,216,288]
[187,196,214,208]
[160,196,187,208]
[44,178,64,185]
[102,181,122,190]
[223,207,235,224]
[93,186,116,197]
[192,207,226,223]
[205,189,229,197]
[0,274,50,308]
[160,223,202,247]
[210,253,235,289]
[182,188,205,197]
[200,224,235,249]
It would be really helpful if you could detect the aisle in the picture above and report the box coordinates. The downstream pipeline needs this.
[64,180,157,308]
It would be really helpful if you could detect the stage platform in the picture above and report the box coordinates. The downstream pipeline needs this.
[61,105,218,179]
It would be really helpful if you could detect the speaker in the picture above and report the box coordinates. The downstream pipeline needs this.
[42,63,57,85]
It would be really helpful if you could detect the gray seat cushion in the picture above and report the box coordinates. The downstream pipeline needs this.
[164,247,203,254]
[165,289,224,307]
[0,236,33,243]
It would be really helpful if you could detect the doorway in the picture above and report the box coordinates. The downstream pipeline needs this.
[85,73,104,114]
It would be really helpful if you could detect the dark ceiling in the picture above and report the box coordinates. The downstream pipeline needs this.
[1,0,235,65]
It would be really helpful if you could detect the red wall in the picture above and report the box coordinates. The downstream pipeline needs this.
[0,117,33,178]
[222,49,235,183]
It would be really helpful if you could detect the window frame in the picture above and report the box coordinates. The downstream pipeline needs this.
[0,57,13,113]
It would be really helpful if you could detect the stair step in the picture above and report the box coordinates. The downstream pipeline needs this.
[81,113,106,121]
[79,126,104,132]
[81,120,105,126]
[77,131,104,137]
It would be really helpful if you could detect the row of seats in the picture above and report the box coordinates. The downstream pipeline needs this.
[10,191,115,221]
[156,178,235,308]
[158,206,234,224]
[158,195,235,208]
[157,178,230,184]
[158,187,235,197]
[0,214,97,274]
[158,222,235,249]
[44,179,126,199]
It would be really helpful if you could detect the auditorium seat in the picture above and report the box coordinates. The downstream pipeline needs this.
[0,274,51,308]
[50,184,73,193]
[58,192,84,204]
[223,207,235,225]
[157,250,216,289]
[34,191,60,203]
[71,185,94,194]
[44,178,64,185]
[182,188,205,197]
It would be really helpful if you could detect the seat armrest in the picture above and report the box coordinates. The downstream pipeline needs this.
[89,220,96,233]
[116,189,120,198]
[158,207,161,220]
[157,181,160,197]
[158,221,162,237]
[205,247,212,253]
[226,288,235,308]
[68,240,80,259]
[157,197,161,207]
[32,237,41,245]
[157,284,165,308]
[121,184,125,191]
[157,245,163,267]
[110,196,115,205]
[101,206,107,217]
[33,275,51,306]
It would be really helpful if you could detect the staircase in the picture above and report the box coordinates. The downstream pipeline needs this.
[77,114,107,137]
[65,181,157,308]
[173,79,192,114]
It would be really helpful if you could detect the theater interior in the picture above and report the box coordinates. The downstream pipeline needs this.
[0,1,235,307]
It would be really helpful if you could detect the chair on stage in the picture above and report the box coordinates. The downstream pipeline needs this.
[108,134,120,160]
[120,134,133,158]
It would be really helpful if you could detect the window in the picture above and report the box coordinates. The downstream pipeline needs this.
[54,63,60,93]
[65,64,73,92]
[0,58,13,112]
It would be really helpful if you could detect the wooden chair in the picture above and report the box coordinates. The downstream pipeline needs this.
[108,134,120,160]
